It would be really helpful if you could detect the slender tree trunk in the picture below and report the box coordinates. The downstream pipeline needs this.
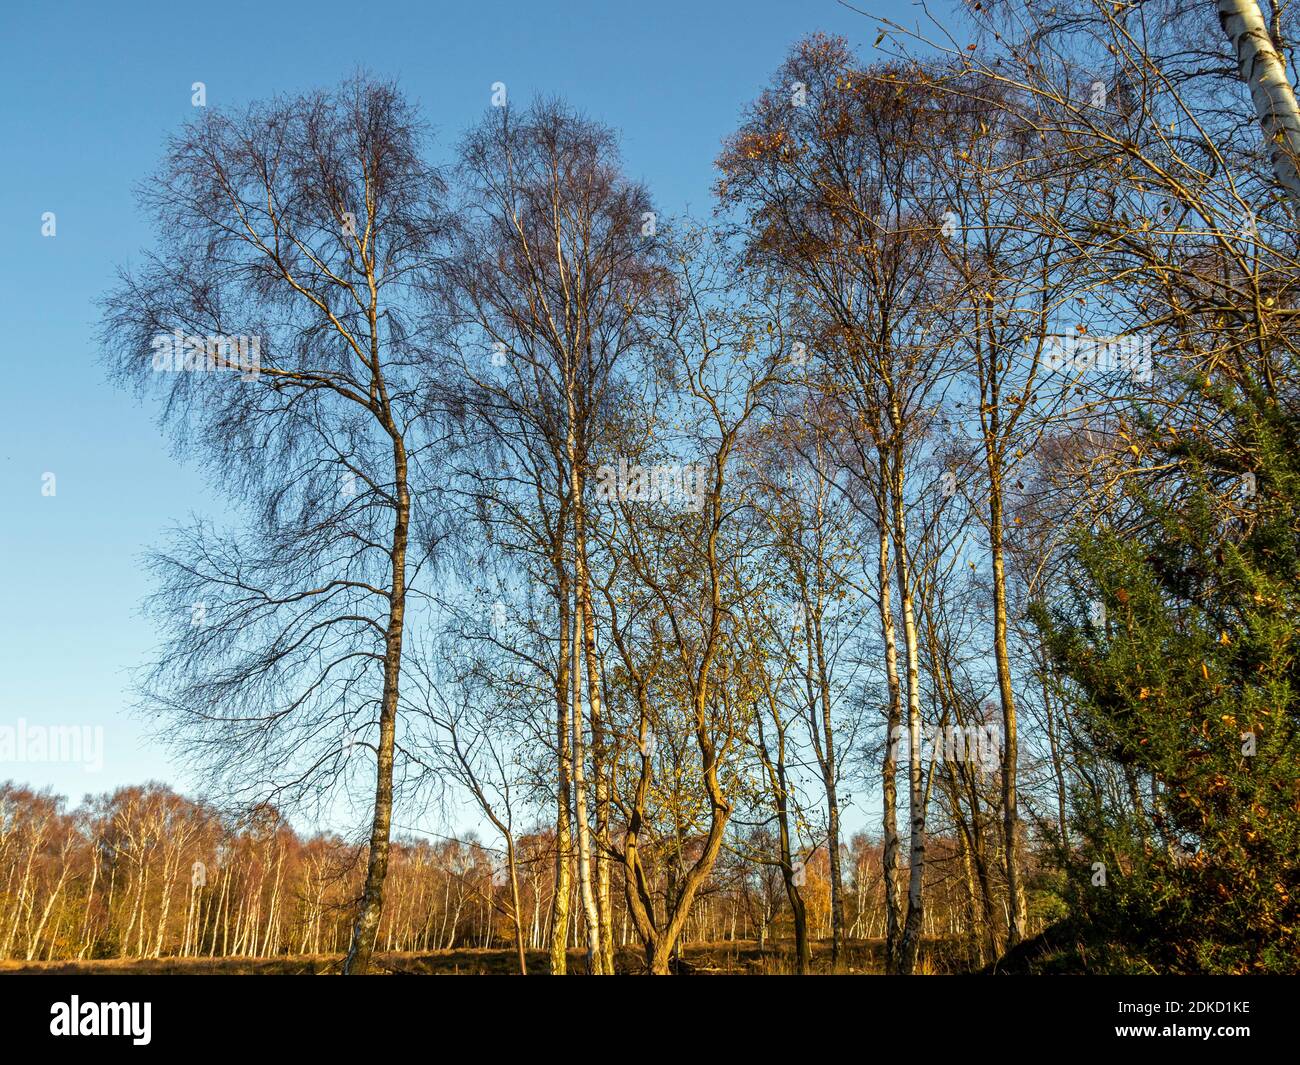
[1218,0,1300,211]
[570,587,605,974]
[754,656,811,975]
[779,798,811,974]
[811,604,844,967]
[550,569,574,975]
[573,486,614,973]
[135,865,150,957]
[877,515,904,973]
[988,469,1028,948]
[505,835,528,975]
[152,844,179,958]
[26,864,70,962]
[343,433,410,975]
[79,849,100,959]
[891,441,927,976]
[3,841,39,960]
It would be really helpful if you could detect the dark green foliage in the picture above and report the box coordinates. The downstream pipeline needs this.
[1033,375,1300,973]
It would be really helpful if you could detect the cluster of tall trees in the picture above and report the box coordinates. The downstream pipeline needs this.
[0,782,985,966]
[77,0,1300,973]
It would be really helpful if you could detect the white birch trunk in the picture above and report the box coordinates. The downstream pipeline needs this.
[1218,0,1300,210]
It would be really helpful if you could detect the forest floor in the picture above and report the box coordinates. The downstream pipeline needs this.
[0,937,969,975]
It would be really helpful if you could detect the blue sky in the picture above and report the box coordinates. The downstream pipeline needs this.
[0,0,915,823]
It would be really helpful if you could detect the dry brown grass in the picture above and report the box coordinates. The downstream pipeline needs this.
[0,938,972,975]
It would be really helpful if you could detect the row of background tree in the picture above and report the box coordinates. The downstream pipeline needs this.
[0,782,1000,970]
